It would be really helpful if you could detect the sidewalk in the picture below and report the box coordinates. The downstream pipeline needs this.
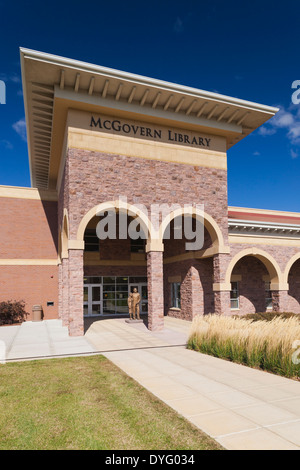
[0,317,299,450]
[0,319,94,361]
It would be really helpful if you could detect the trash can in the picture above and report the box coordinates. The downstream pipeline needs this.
[32,305,43,322]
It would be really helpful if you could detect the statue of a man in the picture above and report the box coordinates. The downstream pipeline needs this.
[132,287,141,320]
[127,292,134,319]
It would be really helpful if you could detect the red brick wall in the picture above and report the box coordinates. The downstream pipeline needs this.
[0,198,58,259]
[0,265,58,320]
[63,149,229,242]
[0,197,58,320]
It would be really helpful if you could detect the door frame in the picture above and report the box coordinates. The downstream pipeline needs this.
[83,283,103,316]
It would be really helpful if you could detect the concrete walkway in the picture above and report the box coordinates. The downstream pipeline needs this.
[0,317,300,450]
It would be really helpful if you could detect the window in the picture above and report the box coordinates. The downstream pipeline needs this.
[130,237,145,253]
[265,281,272,309]
[171,282,181,309]
[84,229,99,252]
[230,281,239,309]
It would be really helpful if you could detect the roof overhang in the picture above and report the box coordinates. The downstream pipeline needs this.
[20,48,279,190]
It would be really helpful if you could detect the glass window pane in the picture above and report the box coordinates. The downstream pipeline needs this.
[92,287,101,301]
[116,292,127,299]
[141,285,148,300]
[84,287,88,301]
[129,277,147,283]
[103,292,115,300]
[116,277,128,284]
[103,300,115,313]
[231,299,239,309]
[92,305,101,315]
[103,277,115,284]
[116,285,129,292]
[103,285,116,292]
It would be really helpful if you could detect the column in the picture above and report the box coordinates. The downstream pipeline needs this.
[213,253,231,316]
[61,257,69,327]
[271,289,290,312]
[147,250,164,331]
[58,261,62,319]
[68,249,84,336]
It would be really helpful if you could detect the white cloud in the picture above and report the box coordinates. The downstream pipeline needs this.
[291,149,298,159]
[12,118,27,142]
[258,104,300,155]
[258,126,276,136]
[0,139,13,150]
[173,17,184,33]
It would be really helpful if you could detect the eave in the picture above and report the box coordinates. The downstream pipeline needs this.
[20,48,279,190]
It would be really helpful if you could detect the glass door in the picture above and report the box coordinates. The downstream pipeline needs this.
[128,283,148,314]
[83,284,102,316]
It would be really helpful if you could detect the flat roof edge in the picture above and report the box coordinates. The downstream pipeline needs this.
[19,47,279,115]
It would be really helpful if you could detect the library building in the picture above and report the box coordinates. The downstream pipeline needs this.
[1,48,300,336]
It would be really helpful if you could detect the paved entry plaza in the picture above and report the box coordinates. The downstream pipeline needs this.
[0,317,300,450]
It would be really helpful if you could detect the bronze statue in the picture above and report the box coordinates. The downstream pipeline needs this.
[132,287,141,320]
[127,292,134,319]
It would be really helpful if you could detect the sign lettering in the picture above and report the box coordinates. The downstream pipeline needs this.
[90,116,211,148]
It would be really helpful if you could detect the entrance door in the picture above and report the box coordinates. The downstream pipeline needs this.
[128,283,148,314]
[83,284,103,316]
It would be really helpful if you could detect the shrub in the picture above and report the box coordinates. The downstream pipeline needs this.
[237,311,300,322]
[187,314,300,379]
[0,300,29,326]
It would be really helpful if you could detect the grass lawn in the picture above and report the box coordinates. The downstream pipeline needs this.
[0,355,222,450]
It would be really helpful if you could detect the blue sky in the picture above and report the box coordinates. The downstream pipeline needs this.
[1,0,300,211]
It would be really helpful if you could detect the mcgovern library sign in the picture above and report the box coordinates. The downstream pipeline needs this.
[90,115,213,148]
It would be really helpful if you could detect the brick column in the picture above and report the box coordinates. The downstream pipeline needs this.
[272,290,289,312]
[68,249,84,336]
[147,251,164,331]
[214,290,231,316]
[61,257,69,327]
[58,262,62,319]
[213,253,231,316]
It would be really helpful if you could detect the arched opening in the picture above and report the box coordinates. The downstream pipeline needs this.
[82,206,150,320]
[225,249,282,315]
[162,213,217,320]
[286,257,300,313]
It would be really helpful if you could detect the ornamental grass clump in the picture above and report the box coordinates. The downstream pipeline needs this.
[187,314,300,379]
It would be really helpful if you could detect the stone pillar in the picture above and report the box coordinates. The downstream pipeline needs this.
[58,262,62,319]
[147,250,164,331]
[272,290,289,312]
[214,290,231,316]
[68,249,84,336]
[61,257,69,327]
[190,266,203,317]
[213,253,231,316]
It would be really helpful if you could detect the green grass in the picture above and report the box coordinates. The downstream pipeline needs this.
[0,355,222,450]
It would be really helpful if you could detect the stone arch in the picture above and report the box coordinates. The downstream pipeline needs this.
[225,247,284,290]
[283,252,300,287]
[61,209,69,259]
[159,206,226,252]
[76,200,155,245]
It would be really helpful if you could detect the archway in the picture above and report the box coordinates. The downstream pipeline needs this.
[225,248,283,314]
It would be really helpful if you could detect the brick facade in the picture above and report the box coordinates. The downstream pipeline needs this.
[1,125,300,335]
[0,196,58,321]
